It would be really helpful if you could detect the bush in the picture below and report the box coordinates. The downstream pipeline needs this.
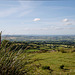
[60,65,64,69]
[2,40,11,48]
[42,66,50,70]
[60,50,67,53]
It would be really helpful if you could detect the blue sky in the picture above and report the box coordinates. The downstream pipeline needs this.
[0,0,75,35]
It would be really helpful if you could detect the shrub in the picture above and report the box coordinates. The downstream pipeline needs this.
[2,40,12,48]
[42,66,50,70]
[60,65,64,69]
[60,50,67,53]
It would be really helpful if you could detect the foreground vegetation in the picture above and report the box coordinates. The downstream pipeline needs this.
[0,40,75,75]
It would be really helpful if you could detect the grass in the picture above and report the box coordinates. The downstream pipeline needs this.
[27,52,75,75]
[0,48,75,75]
[25,49,39,53]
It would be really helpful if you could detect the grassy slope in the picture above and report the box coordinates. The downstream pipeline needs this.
[0,49,75,75]
[26,52,75,75]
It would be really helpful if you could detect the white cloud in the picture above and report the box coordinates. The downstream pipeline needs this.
[39,28,48,30]
[65,23,72,25]
[33,18,40,21]
[63,18,68,22]
[55,27,65,30]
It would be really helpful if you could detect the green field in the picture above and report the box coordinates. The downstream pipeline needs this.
[27,52,75,75]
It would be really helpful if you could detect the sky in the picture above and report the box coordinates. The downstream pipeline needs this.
[0,0,75,35]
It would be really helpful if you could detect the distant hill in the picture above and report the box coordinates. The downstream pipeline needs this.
[1,35,75,42]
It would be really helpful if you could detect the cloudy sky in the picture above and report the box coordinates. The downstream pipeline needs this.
[0,0,75,35]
